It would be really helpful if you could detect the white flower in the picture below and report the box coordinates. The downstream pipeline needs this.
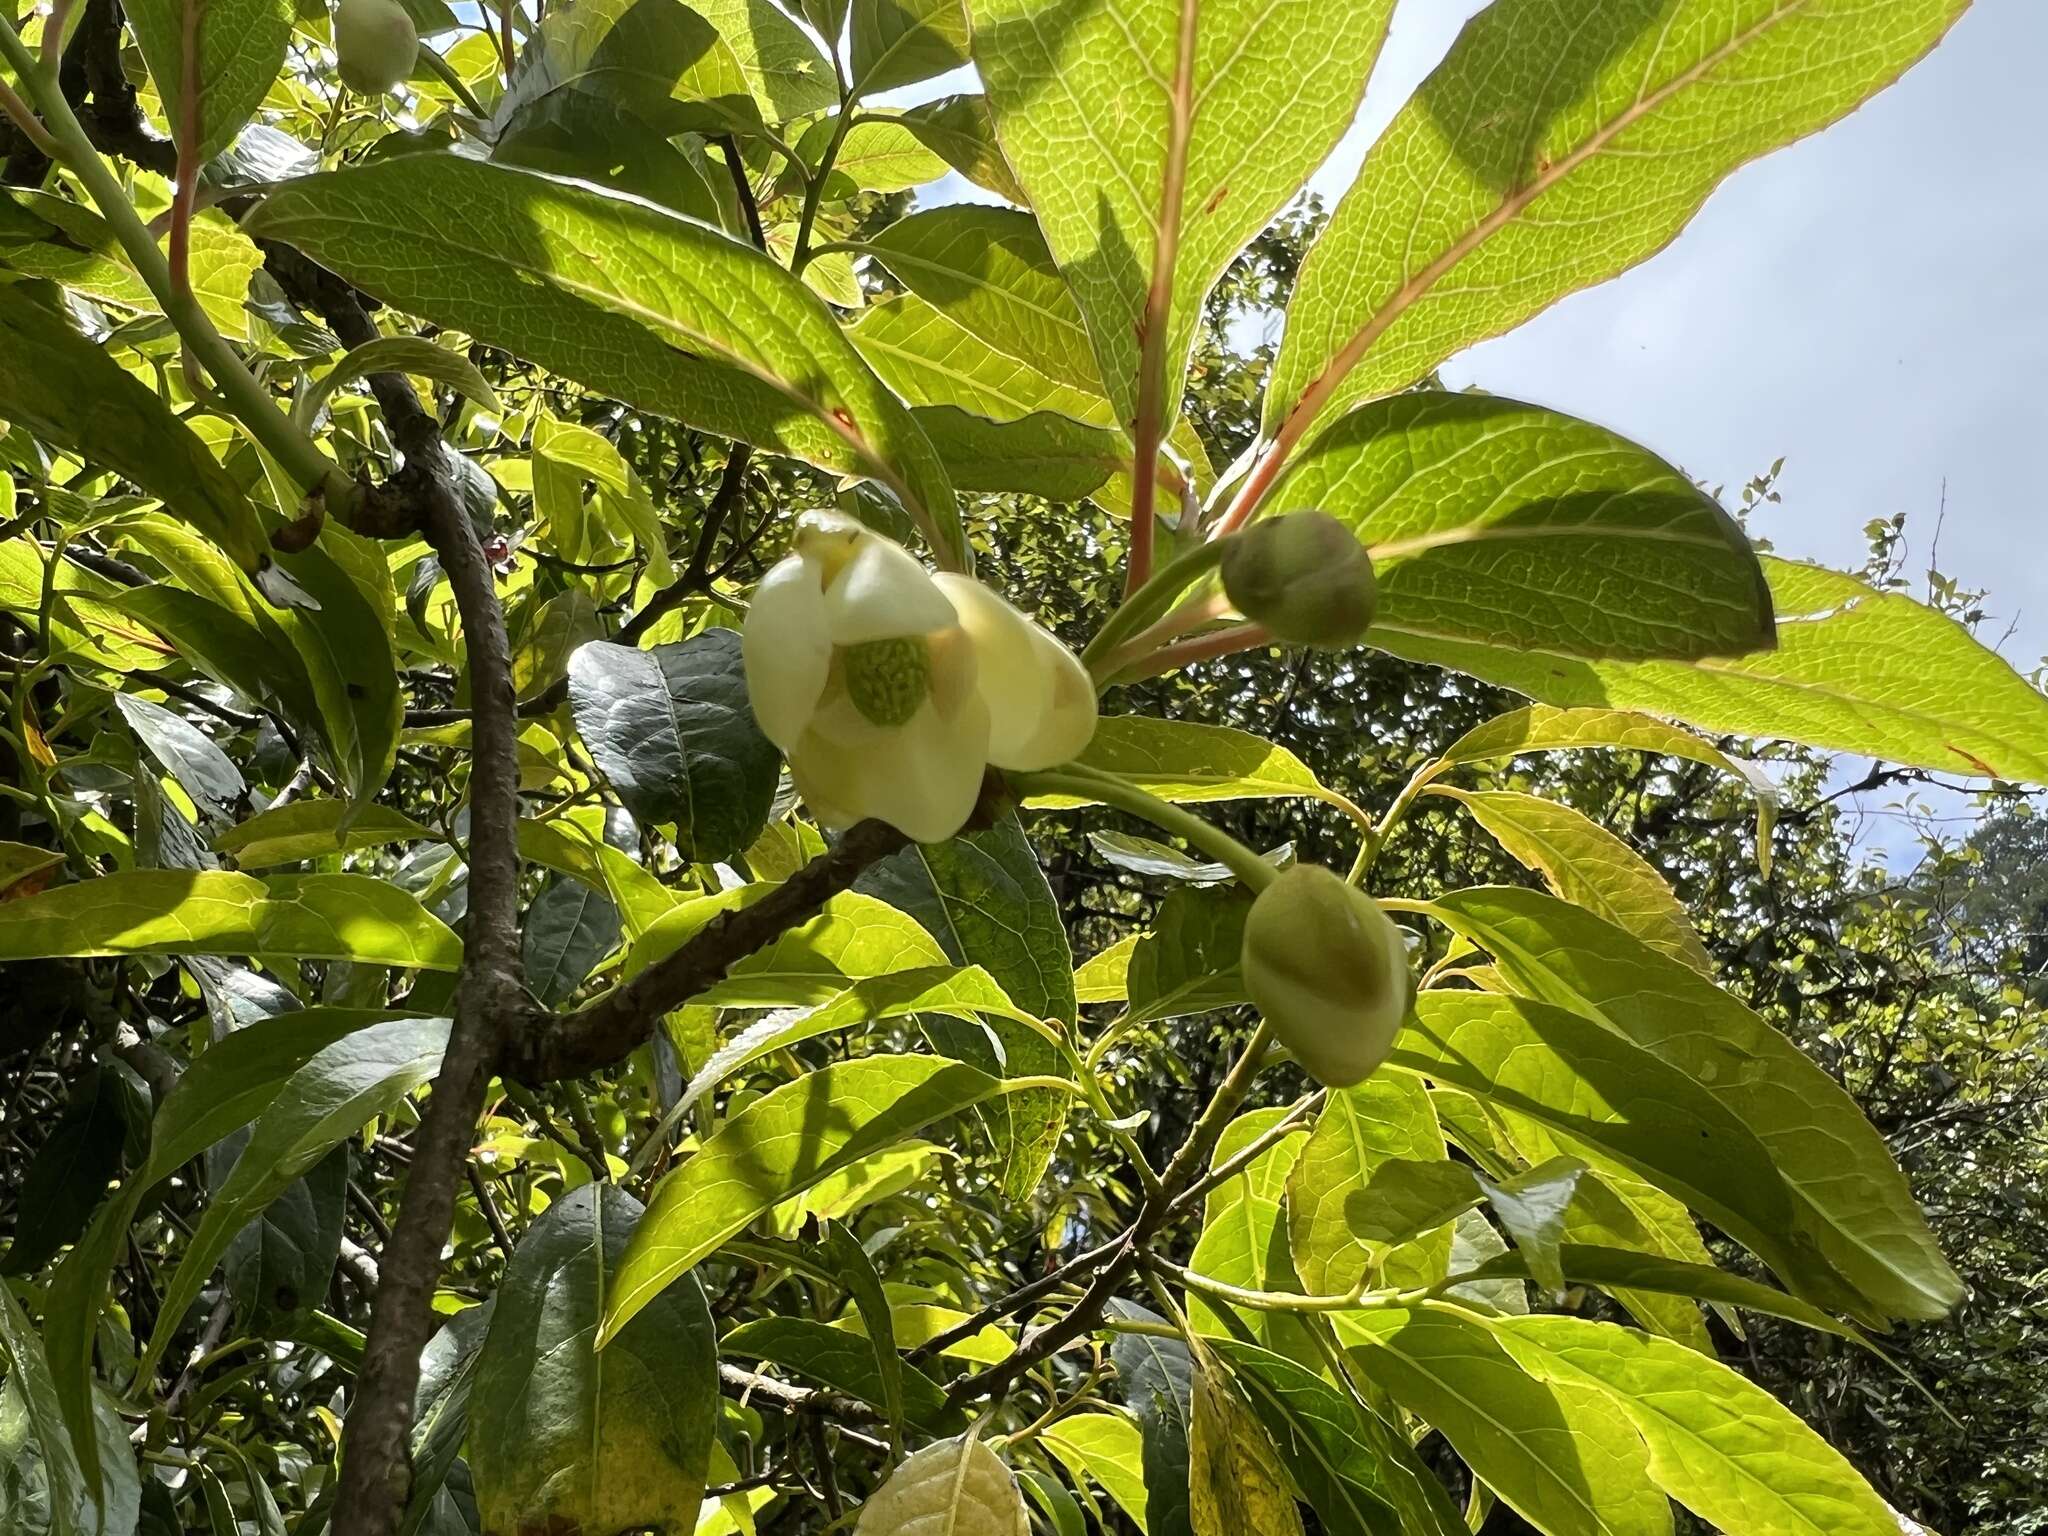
[741,513,1096,842]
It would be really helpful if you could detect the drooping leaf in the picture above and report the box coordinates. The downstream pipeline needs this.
[899,95,1030,204]
[603,1056,1029,1342]
[1122,885,1250,1028]
[1491,1313,1899,1536]
[0,284,271,577]
[1383,558,2048,786]
[1335,1305,1671,1536]
[1027,717,1339,809]
[266,526,404,806]
[719,1316,960,1433]
[566,632,780,861]
[123,0,294,161]
[911,405,1124,502]
[1266,0,1968,446]
[296,336,501,430]
[470,1185,718,1536]
[521,876,622,1006]
[1272,393,1773,662]
[140,1017,454,1375]
[1477,1156,1587,1299]
[1040,1413,1150,1533]
[401,1300,496,1536]
[0,872,461,969]
[214,802,433,867]
[1110,1307,1194,1536]
[1430,885,1962,1321]
[850,290,1114,428]
[971,0,1395,426]
[217,1139,347,1328]
[491,0,764,140]
[815,1222,904,1443]
[0,1285,91,1536]
[1187,1344,1305,1536]
[685,0,837,119]
[114,695,246,822]
[247,157,965,567]
[2,1066,140,1277]
[1429,787,1714,974]
[1188,1109,1314,1367]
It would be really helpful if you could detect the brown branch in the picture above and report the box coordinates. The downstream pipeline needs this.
[505,817,911,1084]
[616,445,754,646]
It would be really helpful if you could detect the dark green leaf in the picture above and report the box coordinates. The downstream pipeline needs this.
[721,1316,961,1433]
[115,695,247,822]
[3,1067,141,1277]
[521,876,622,1006]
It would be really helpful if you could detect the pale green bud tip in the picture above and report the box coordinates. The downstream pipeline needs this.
[1220,512,1377,648]
[841,635,932,728]
[1241,864,1412,1088]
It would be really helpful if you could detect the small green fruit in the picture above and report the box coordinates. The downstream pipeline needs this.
[1241,864,1413,1087]
[335,0,418,95]
[1220,512,1377,647]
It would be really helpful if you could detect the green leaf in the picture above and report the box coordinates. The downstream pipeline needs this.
[851,0,971,95]
[911,405,1124,503]
[141,1016,454,1376]
[214,802,433,867]
[1040,1413,1150,1533]
[0,284,271,577]
[603,1055,1029,1343]
[1430,885,1962,1321]
[1272,393,1772,662]
[492,0,764,139]
[859,814,1077,1198]
[899,95,1031,205]
[1478,1156,1587,1299]
[521,876,622,1006]
[647,891,948,1006]
[1390,992,1847,1317]
[1337,1157,1480,1248]
[685,0,836,119]
[471,1184,718,1536]
[296,336,501,431]
[850,291,1114,428]
[1109,1310,1194,1536]
[1428,787,1713,974]
[1210,1340,1466,1536]
[0,871,461,969]
[3,1067,139,1278]
[970,0,1395,426]
[1383,557,2048,786]
[489,89,744,230]
[218,1139,347,1328]
[1123,886,1249,1028]
[804,115,953,194]
[1187,1344,1305,1536]
[865,208,1097,394]
[1028,717,1338,809]
[401,1301,495,1536]
[856,1436,1030,1536]
[115,695,246,822]
[1492,1313,1898,1536]
[1422,705,1778,859]
[1335,1306,1670,1536]
[0,840,63,897]
[1266,0,1967,445]
[816,1223,904,1444]
[1285,1075,1447,1294]
[246,158,964,567]
[1188,1109,1314,1368]
[1,195,264,341]
[720,1317,960,1433]
[122,0,293,161]
[534,414,674,582]
[267,526,404,806]
[0,1285,90,1536]
[567,633,779,862]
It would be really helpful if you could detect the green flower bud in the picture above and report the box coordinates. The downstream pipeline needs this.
[335,0,418,95]
[1220,512,1377,647]
[1241,864,1413,1087]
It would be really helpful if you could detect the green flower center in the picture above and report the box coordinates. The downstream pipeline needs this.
[842,636,932,728]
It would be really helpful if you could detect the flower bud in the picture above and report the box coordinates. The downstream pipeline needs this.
[1241,864,1413,1087]
[1220,512,1376,647]
[335,0,418,95]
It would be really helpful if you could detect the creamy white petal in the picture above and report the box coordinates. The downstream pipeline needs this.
[933,573,1055,761]
[787,693,990,842]
[741,555,832,750]
[824,536,956,643]
[997,629,1099,770]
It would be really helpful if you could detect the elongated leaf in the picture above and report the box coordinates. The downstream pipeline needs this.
[0,285,270,576]
[1267,0,1967,445]
[852,0,970,95]
[1429,788,1712,974]
[1391,991,1857,1316]
[567,633,778,861]
[1493,1313,1898,1536]
[298,336,500,429]
[1211,1340,1465,1536]
[1123,886,1249,1028]
[1335,1306,1670,1536]
[805,116,952,194]
[140,1017,453,1375]
[521,876,622,1005]
[816,1223,903,1444]
[1187,1344,1304,1536]
[1428,886,1961,1321]
[1188,1109,1314,1367]
[720,1317,959,1432]
[603,1055,1028,1342]
[850,291,1114,427]
[0,872,460,969]
[1285,1074,1446,1294]
[912,405,1124,502]
[859,814,1076,1197]
[1027,717,1337,808]
[0,1285,90,1536]
[1273,393,1772,661]
[1479,1157,1586,1298]
[125,0,293,162]
[248,158,964,565]
[971,0,1394,426]
[268,527,404,806]
[402,1301,495,1536]
[215,802,432,867]
[668,891,948,1005]
[115,695,246,822]
[900,95,1030,204]
[3,1068,139,1277]
[1040,1413,1150,1532]
[1384,557,2048,786]
[471,1185,717,1536]
[219,1139,347,1327]
[855,1436,1029,1536]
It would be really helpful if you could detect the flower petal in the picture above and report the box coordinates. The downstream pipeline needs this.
[1001,629,1098,770]
[934,574,1054,759]
[824,535,957,643]
[788,692,991,842]
[742,554,832,750]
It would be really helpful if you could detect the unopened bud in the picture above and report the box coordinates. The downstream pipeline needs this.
[1220,512,1376,647]
[1241,864,1413,1087]
[335,0,418,95]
